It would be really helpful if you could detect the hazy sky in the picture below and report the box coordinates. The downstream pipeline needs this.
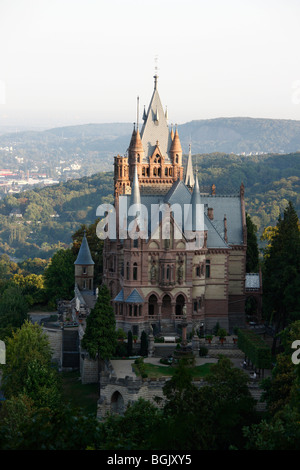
[1,0,300,128]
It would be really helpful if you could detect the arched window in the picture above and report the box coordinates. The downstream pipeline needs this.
[111,391,124,414]
[175,294,185,315]
[142,167,145,176]
[165,167,168,176]
[148,294,158,316]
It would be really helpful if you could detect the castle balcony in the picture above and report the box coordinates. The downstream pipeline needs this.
[159,280,176,291]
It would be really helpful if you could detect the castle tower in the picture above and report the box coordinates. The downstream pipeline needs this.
[114,154,130,201]
[169,126,183,182]
[74,231,95,291]
[114,75,184,196]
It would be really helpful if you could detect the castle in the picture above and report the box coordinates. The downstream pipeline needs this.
[96,74,249,337]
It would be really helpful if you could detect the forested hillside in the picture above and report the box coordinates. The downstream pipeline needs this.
[1,151,299,260]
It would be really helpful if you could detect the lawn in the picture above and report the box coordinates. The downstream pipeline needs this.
[133,362,214,379]
[61,370,99,415]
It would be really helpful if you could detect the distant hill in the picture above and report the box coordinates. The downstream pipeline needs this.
[1,118,300,176]
[178,117,300,154]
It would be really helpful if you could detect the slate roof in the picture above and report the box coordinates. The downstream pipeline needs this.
[125,289,144,304]
[114,288,144,304]
[114,289,124,302]
[119,177,243,249]
[140,76,172,162]
[74,233,95,265]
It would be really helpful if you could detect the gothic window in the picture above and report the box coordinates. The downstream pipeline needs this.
[176,155,179,163]
[196,266,200,277]
[126,262,130,280]
[142,167,145,176]
[137,154,140,162]
[148,294,158,316]
[166,265,170,280]
[134,305,138,316]
[169,168,172,176]
[133,238,138,248]
[175,294,185,315]
[153,167,157,176]
[193,301,198,312]
[133,262,138,281]
[83,267,86,274]
[165,167,168,176]
[206,260,211,278]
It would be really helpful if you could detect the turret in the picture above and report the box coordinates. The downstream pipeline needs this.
[74,231,94,291]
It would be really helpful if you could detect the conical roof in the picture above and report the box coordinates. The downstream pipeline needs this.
[170,127,182,153]
[130,128,144,152]
[74,232,94,265]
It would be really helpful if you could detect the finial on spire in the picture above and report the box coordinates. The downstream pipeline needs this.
[154,55,159,89]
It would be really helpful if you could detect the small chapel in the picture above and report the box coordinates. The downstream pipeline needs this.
[99,74,250,337]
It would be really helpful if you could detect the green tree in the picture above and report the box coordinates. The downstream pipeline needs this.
[99,398,162,450]
[0,285,29,337]
[1,320,53,399]
[140,330,148,356]
[81,284,117,361]
[262,201,300,352]
[44,248,76,306]
[246,213,259,272]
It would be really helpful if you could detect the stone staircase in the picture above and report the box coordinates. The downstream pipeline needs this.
[62,328,79,370]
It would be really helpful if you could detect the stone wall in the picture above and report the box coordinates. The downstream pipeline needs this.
[80,350,99,384]
[42,327,63,368]
[97,373,170,420]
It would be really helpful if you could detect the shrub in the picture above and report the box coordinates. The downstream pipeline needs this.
[199,346,208,357]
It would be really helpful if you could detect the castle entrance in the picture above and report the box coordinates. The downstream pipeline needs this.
[111,391,125,415]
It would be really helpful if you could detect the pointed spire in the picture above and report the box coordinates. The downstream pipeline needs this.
[74,230,94,265]
[130,163,141,207]
[190,173,201,232]
[170,126,182,153]
[170,124,174,140]
[185,143,195,188]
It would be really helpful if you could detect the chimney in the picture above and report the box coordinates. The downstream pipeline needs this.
[207,208,214,220]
